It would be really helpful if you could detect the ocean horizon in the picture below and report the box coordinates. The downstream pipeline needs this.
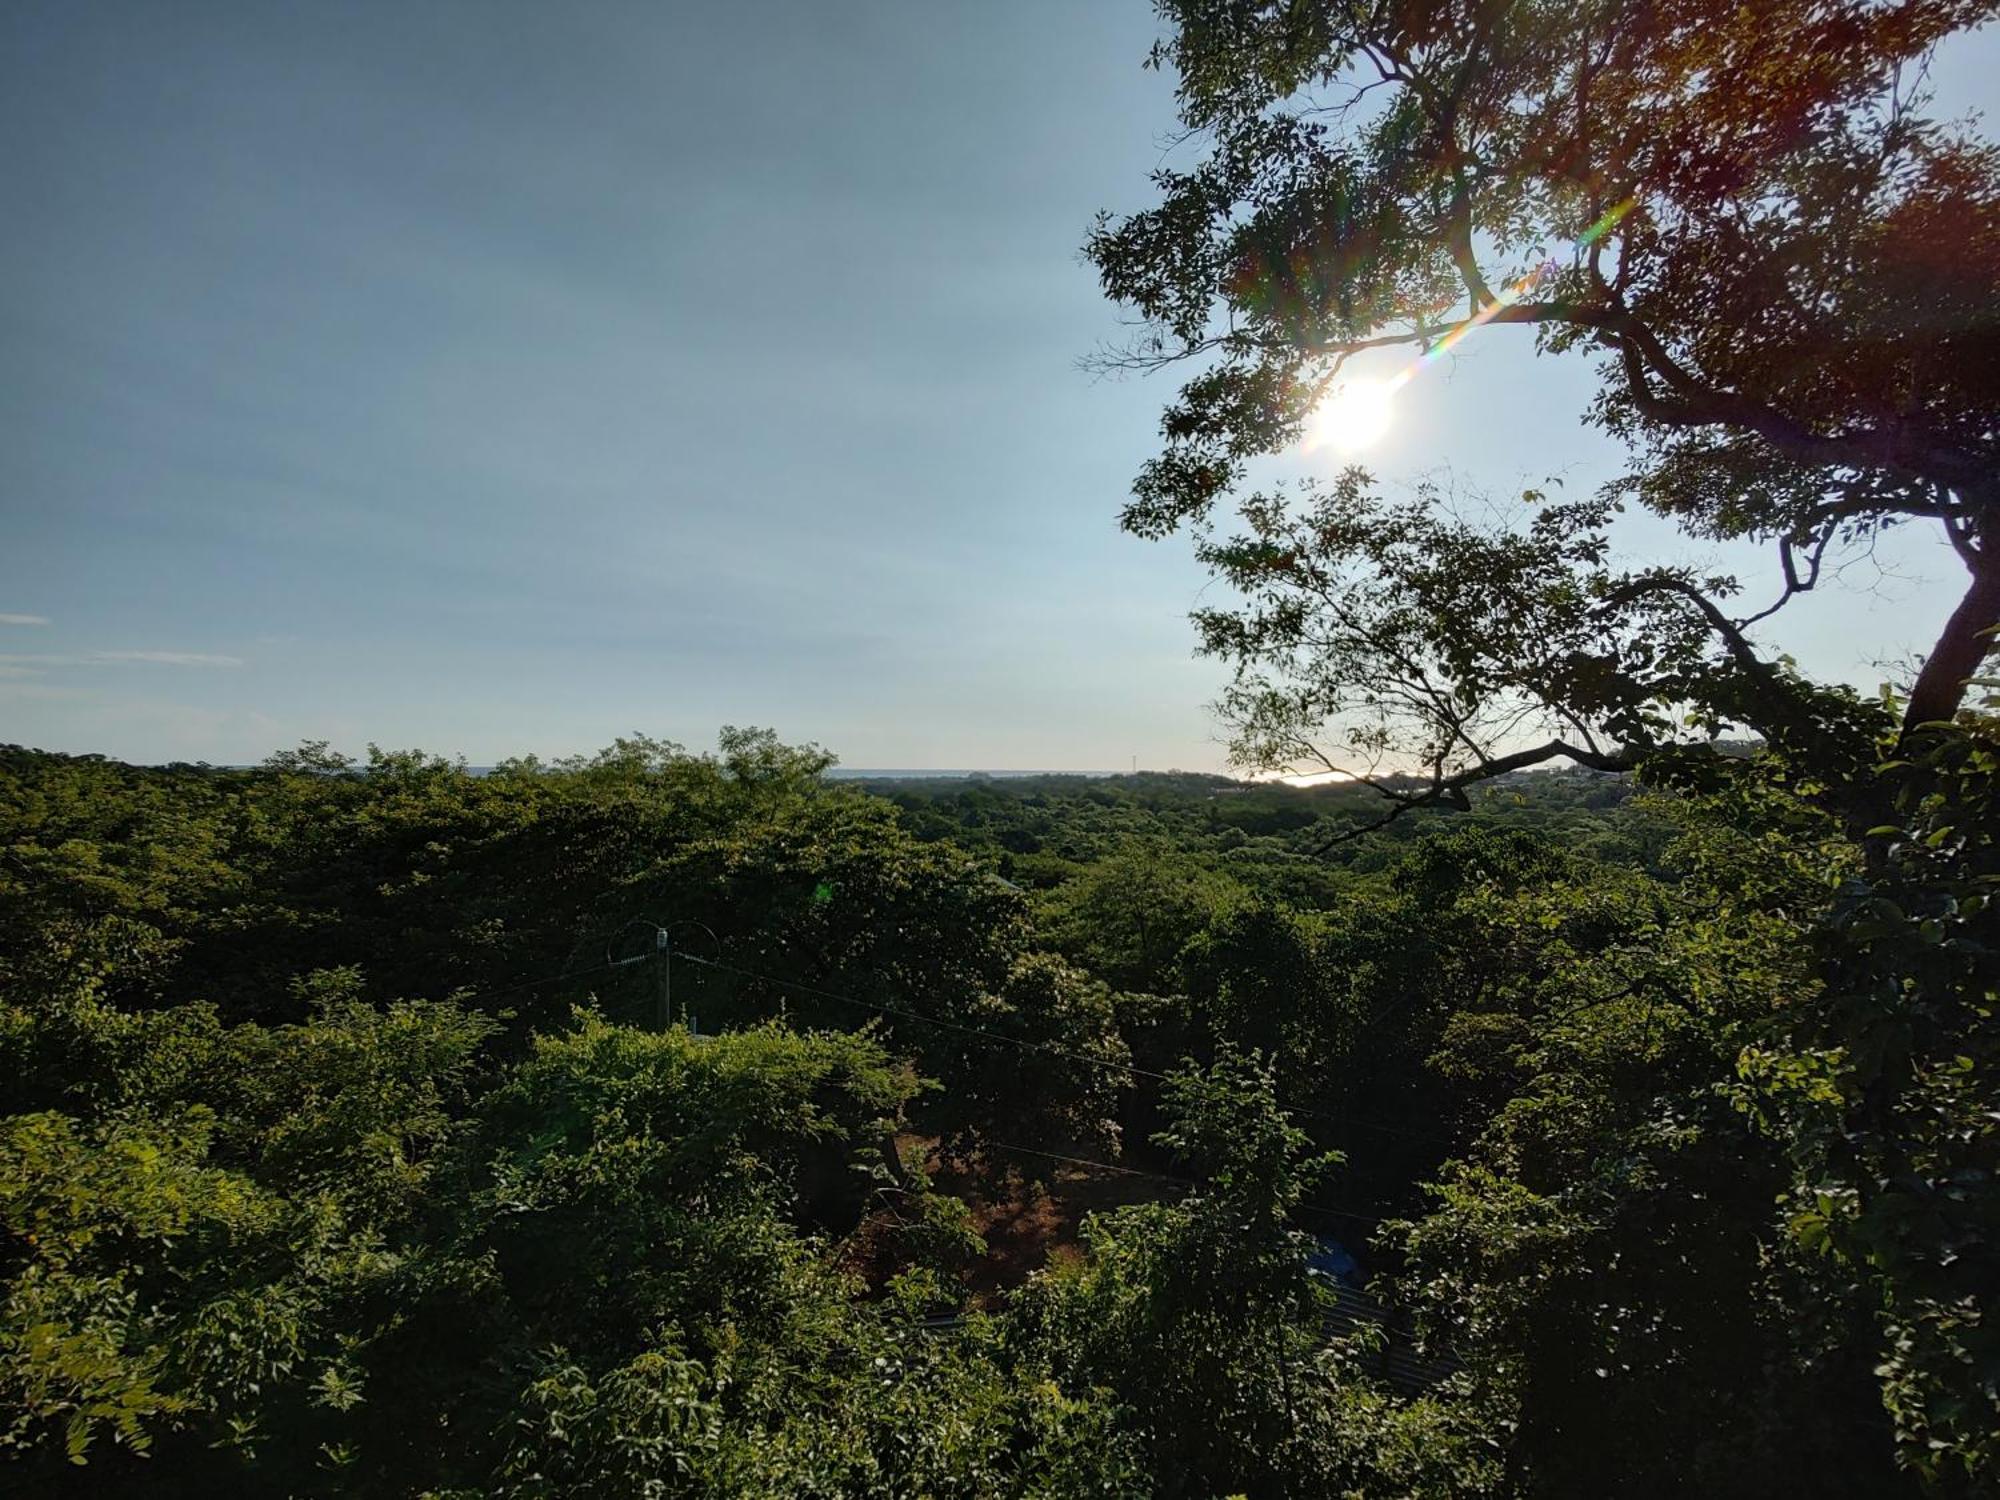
[825,768,1116,780]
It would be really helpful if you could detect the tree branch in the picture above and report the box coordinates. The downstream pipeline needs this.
[1308,738,1637,851]
[1609,316,1990,495]
[1600,573,1768,679]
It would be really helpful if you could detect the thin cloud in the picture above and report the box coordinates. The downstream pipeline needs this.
[0,613,50,626]
[93,650,245,667]
[0,650,246,670]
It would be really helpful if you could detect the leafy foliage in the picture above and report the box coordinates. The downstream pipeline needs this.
[2,714,1990,1497]
[1091,0,1997,795]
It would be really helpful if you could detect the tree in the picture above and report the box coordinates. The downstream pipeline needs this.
[1042,846,1240,990]
[1744,715,2000,1493]
[1090,0,1999,810]
[1013,1049,1502,1497]
[1384,791,1912,1495]
[1092,4,2000,1482]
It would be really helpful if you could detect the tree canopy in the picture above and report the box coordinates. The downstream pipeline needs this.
[4,2,1998,1493]
[1091,0,1999,803]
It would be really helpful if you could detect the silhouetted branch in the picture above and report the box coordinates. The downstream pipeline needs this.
[1308,738,1638,852]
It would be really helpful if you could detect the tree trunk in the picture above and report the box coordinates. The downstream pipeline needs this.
[1903,550,2000,735]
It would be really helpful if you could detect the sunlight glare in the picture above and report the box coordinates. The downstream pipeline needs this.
[1304,377,1397,453]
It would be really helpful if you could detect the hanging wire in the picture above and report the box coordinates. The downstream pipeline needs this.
[676,949,1454,1147]
[443,954,635,1009]
[458,921,1454,1149]
[982,1139,1383,1227]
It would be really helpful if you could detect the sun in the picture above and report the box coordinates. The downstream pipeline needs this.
[1304,377,1397,453]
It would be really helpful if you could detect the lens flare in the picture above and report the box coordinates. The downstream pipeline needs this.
[1298,198,1637,460]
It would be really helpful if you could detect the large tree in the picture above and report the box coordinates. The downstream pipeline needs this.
[1092,3,2000,1484]
[1091,0,1999,813]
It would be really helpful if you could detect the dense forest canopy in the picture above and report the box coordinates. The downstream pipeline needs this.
[5,0,1998,1496]
[3,721,1992,1496]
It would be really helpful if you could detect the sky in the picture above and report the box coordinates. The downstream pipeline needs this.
[3,2,1995,771]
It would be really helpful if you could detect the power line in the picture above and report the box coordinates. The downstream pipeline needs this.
[677,949,1453,1147]
[447,940,1409,1326]
[446,944,1393,1224]
[984,1139,1383,1227]
[440,952,1400,1224]
[682,951,1176,1080]
[443,954,638,1010]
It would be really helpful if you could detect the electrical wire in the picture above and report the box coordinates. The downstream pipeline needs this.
[450,920,1449,1148]
[678,949,1454,1147]
[442,938,1419,1343]
[983,1139,1383,1227]
[681,952,1177,1080]
[440,945,1393,1227]
[442,954,639,1010]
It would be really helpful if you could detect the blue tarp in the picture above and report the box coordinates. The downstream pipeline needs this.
[1306,1234,1361,1287]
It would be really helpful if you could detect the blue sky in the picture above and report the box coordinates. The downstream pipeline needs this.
[4,3,1995,769]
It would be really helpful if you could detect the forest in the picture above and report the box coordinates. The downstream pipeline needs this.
[6,0,1999,1493]
[2,727,1992,1496]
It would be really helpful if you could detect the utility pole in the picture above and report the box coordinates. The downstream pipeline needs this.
[656,924,671,1030]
